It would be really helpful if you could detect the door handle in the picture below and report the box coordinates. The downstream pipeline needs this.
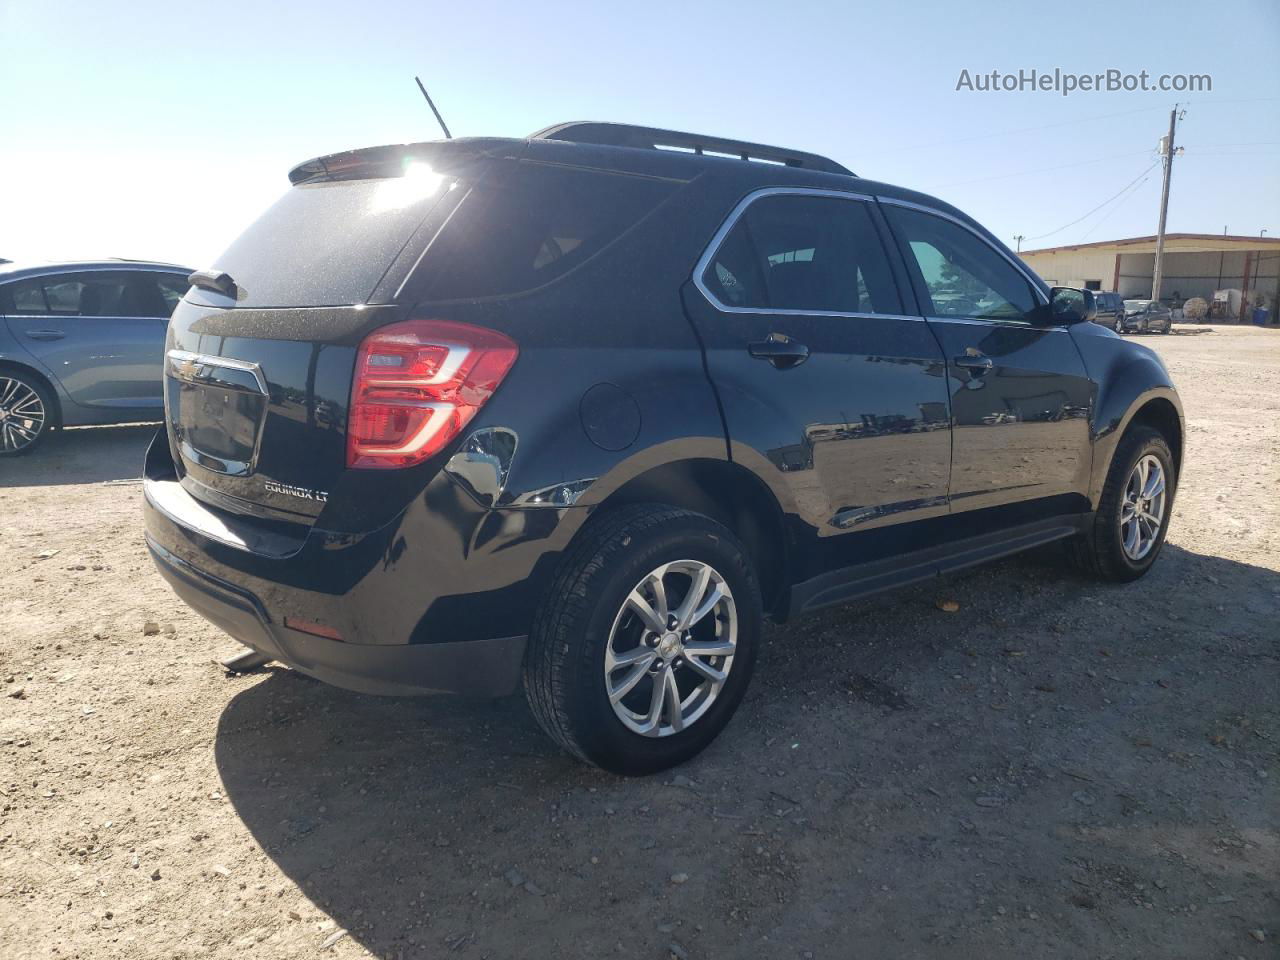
[748,334,809,369]
[954,354,993,373]
[25,329,66,341]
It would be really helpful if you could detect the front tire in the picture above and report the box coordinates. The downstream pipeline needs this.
[0,371,53,456]
[524,504,762,775]
[1114,318,1125,334]
[1073,426,1174,582]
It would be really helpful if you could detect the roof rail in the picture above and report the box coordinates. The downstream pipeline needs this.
[528,122,854,177]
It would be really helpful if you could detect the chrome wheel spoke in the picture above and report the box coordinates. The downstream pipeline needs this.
[626,587,666,634]
[683,639,735,658]
[682,654,726,684]
[608,659,653,704]
[608,645,656,671]
[663,670,684,733]
[1122,518,1140,556]
[673,564,712,631]
[686,586,725,630]
[641,668,667,732]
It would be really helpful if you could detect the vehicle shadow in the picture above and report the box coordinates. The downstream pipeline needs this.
[0,422,158,487]
[212,541,1279,958]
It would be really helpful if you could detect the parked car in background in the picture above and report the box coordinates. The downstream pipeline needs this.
[143,122,1183,774]
[0,261,191,455]
[1090,291,1125,330]
[1120,298,1173,334]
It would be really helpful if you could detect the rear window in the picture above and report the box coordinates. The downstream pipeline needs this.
[415,161,678,301]
[209,171,454,308]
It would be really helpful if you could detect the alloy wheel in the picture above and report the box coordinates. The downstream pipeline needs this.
[604,559,737,737]
[0,377,46,453]
[1120,454,1167,561]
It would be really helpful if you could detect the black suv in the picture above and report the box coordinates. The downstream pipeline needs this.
[144,123,1184,774]
[1090,291,1125,331]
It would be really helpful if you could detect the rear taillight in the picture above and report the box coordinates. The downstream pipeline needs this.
[347,319,518,469]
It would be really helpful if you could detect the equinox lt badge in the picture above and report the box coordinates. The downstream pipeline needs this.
[264,480,328,503]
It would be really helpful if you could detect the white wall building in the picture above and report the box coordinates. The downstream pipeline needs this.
[1019,234,1280,319]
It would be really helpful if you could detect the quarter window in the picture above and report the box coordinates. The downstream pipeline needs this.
[5,279,49,314]
[417,161,678,301]
[886,206,1038,323]
[702,194,903,315]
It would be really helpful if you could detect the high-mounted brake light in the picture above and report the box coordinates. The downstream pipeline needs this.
[347,319,518,469]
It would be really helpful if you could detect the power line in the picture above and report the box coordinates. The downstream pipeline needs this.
[862,99,1278,158]
[862,104,1169,156]
[1079,168,1158,241]
[1022,160,1162,242]
[937,149,1153,188]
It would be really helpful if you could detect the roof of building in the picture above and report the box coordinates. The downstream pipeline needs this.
[1023,233,1280,256]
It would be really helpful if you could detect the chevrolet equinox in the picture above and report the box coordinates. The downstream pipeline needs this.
[144,122,1183,774]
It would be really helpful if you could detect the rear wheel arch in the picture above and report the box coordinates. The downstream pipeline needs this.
[0,360,62,429]
[581,458,791,618]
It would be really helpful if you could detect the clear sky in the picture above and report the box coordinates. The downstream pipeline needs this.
[2,0,1277,269]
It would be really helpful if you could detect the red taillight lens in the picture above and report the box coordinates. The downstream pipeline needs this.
[347,319,518,469]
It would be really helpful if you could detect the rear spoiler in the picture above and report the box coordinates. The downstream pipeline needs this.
[287,138,522,185]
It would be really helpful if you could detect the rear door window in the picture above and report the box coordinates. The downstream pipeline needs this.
[701,193,903,315]
[1,271,182,317]
[416,161,678,301]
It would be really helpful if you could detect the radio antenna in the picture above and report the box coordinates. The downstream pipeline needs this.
[414,76,452,139]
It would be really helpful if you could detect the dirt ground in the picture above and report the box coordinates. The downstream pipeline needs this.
[2,325,1277,960]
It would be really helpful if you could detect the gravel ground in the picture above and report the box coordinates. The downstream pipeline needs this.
[2,325,1277,959]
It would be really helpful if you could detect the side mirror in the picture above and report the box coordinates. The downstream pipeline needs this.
[1049,286,1097,325]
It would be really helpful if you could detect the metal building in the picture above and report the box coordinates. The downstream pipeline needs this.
[1019,234,1279,320]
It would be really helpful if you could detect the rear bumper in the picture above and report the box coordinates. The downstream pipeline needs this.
[140,433,578,697]
[145,537,525,696]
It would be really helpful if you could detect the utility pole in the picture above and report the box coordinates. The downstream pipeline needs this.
[1012,234,1024,253]
[1150,105,1184,302]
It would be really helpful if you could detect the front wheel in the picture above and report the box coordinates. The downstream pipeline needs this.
[1114,317,1125,334]
[1072,426,1175,582]
[524,504,761,775]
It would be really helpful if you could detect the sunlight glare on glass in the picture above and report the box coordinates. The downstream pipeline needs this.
[369,161,446,213]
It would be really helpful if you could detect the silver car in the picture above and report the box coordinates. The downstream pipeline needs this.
[1119,298,1174,334]
[0,261,191,455]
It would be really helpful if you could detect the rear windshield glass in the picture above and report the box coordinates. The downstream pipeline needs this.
[415,161,678,301]
[209,173,452,308]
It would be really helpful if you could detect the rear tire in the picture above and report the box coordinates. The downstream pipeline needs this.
[0,370,54,457]
[524,503,762,775]
[1072,426,1174,582]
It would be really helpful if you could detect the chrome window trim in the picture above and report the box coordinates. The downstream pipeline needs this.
[0,264,190,281]
[875,196,1050,306]
[690,186,925,321]
[924,315,1070,331]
